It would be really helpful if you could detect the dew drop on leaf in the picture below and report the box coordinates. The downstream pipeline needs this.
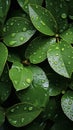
[61,13,67,19]
[9,41,17,45]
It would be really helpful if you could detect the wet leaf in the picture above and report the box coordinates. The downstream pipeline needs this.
[6,102,42,127]
[17,65,49,108]
[61,91,73,121]
[3,17,36,47]
[0,0,11,23]
[0,42,8,76]
[61,27,73,44]
[9,62,33,91]
[47,40,73,78]
[17,0,43,13]
[46,0,68,33]
[25,37,56,64]
[8,52,21,63]
[29,4,57,36]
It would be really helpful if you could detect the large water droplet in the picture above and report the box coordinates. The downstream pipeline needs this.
[26,78,31,84]
[20,37,24,41]
[9,41,17,45]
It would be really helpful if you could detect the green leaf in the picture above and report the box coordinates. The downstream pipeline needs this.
[6,102,42,127]
[17,0,43,13]
[29,4,57,36]
[0,107,5,126]
[61,27,73,44]
[25,37,56,64]
[61,91,73,121]
[8,52,21,63]
[0,42,8,76]
[67,0,73,20]
[9,62,33,91]
[47,40,73,78]
[46,0,68,33]
[0,0,11,23]
[3,17,36,47]
[17,65,49,108]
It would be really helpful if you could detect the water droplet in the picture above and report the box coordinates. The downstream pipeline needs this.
[40,21,45,26]
[36,16,39,20]
[10,109,15,112]
[61,48,64,51]
[26,78,31,84]
[3,27,6,32]
[56,53,59,56]
[39,56,42,59]
[61,63,64,67]
[36,5,38,8]
[62,90,65,94]
[24,107,27,110]
[68,61,71,64]
[14,80,18,85]
[23,27,27,32]
[21,118,25,123]
[20,37,24,41]
[68,100,72,105]
[23,82,25,86]
[12,120,17,124]
[61,13,67,19]
[37,26,40,28]
[11,33,16,37]
[54,62,57,65]
[9,41,17,45]
[10,22,14,26]
[28,106,33,111]
[56,47,59,50]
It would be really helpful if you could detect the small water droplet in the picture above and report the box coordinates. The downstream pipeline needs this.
[14,80,18,85]
[56,53,59,56]
[68,100,72,105]
[24,107,27,110]
[10,22,14,26]
[61,13,67,19]
[68,61,71,64]
[23,82,25,86]
[36,5,38,8]
[3,27,6,32]
[61,63,64,67]
[20,37,24,41]
[11,33,16,37]
[26,78,31,84]
[10,109,15,112]
[36,16,39,20]
[9,41,17,45]
[23,27,27,32]
[39,56,42,59]
[28,106,33,111]
[21,118,25,123]
[56,47,59,50]
[40,21,45,26]
[12,120,17,124]
[61,48,64,51]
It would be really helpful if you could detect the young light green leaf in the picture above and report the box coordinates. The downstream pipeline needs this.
[0,107,5,126]
[3,17,36,47]
[25,37,56,64]
[47,40,73,78]
[17,0,43,13]
[0,0,11,23]
[9,62,33,91]
[61,27,73,44]
[61,91,73,121]
[29,4,58,36]
[46,0,68,33]
[6,102,42,127]
[17,65,49,108]
[0,42,8,76]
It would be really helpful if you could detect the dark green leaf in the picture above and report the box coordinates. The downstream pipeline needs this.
[3,17,36,47]
[0,42,8,76]
[61,91,73,121]
[8,52,21,63]
[17,65,49,107]
[0,107,5,126]
[17,0,43,13]
[29,4,58,36]
[61,27,73,44]
[6,102,42,127]
[46,0,68,33]
[9,62,33,91]
[47,40,73,78]
[25,37,56,64]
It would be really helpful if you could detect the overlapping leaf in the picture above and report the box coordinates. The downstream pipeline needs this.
[25,37,56,64]
[61,91,73,121]
[0,0,11,23]
[6,102,42,127]
[9,62,33,91]
[29,4,57,36]
[3,17,36,47]
[0,42,8,76]
[17,65,49,107]
[17,0,43,13]
[46,0,68,33]
[61,27,73,44]
[47,40,73,78]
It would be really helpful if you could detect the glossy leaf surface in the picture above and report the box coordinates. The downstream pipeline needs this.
[3,17,36,47]
[0,42,8,76]
[17,65,49,107]
[25,37,56,64]
[61,91,73,121]
[29,4,57,36]
[6,102,42,127]
[47,40,73,78]
[9,62,33,91]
